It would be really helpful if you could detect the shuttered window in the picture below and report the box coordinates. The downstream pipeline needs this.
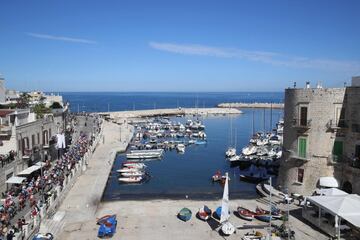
[298,137,307,158]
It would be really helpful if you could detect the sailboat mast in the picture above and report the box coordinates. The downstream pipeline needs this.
[252,107,255,136]
[270,103,273,132]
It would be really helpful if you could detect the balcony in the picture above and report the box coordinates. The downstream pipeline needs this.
[291,118,311,132]
[327,154,343,165]
[285,149,311,161]
[326,119,348,132]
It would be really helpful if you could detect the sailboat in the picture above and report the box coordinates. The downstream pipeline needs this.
[225,117,236,158]
[220,173,235,235]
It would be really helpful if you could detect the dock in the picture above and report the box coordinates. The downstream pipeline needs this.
[99,107,242,120]
[217,102,284,109]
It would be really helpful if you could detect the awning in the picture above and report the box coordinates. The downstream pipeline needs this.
[315,188,348,196]
[308,194,360,228]
[5,176,26,184]
[319,176,339,188]
[17,165,42,176]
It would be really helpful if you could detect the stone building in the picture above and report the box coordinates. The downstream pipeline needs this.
[0,108,66,194]
[278,78,360,195]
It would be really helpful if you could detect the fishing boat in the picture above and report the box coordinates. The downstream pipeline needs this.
[219,173,235,236]
[178,207,192,222]
[197,205,212,221]
[240,165,269,183]
[212,171,222,182]
[237,207,255,221]
[118,176,143,183]
[130,149,164,155]
[120,171,144,177]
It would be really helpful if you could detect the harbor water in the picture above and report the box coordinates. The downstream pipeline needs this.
[102,108,283,201]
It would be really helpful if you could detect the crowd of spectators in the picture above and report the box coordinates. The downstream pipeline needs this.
[0,116,96,239]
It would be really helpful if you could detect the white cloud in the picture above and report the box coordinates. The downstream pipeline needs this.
[26,32,97,44]
[149,42,360,72]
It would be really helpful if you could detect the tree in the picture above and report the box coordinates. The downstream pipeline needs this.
[33,103,51,119]
[16,92,31,109]
[50,101,63,109]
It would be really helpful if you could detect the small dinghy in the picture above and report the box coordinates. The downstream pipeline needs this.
[212,170,222,182]
[178,207,192,222]
[237,207,255,221]
[118,176,143,183]
[197,205,212,221]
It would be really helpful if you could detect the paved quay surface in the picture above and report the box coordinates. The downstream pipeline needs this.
[40,120,133,239]
[44,117,328,240]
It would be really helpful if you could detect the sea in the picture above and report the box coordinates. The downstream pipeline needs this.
[62,92,284,200]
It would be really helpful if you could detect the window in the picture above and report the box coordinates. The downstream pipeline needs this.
[356,145,360,158]
[298,137,307,158]
[352,124,360,133]
[333,141,343,162]
[336,107,346,127]
[297,168,304,183]
[37,133,40,144]
[32,135,35,147]
[300,106,308,126]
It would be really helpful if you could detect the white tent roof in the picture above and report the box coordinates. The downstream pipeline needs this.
[5,176,26,184]
[319,176,339,188]
[308,194,360,228]
[17,165,42,175]
[315,188,348,196]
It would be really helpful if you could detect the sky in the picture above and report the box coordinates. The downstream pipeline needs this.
[1,0,360,92]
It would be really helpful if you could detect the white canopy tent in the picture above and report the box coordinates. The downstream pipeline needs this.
[17,165,42,176]
[304,194,360,239]
[307,194,360,228]
[319,176,339,188]
[314,188,348,196]
[5,176,26,184]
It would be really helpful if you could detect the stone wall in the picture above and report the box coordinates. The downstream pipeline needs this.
[277,88,346,195]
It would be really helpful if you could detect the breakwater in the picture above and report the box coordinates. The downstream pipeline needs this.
[99,107,241,120]
[217,102,284,109]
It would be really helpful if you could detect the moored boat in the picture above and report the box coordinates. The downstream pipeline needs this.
[120,171,144,177]
[118,176,143,183]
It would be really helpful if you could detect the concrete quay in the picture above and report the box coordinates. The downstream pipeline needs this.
[99,107,242,120]
[218,102,284,109]
[39,120,133,239]
[43,115,328,240]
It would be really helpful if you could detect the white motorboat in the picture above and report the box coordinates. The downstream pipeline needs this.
[229,155,240,162]
[176,143,185,152]
[122,162,146,168]
[121,171,144,177]
[225,147,236,158]
[130,149,164,155]
[117,167,143,173]
[242,145,257,156]
[118,176,143,183]
[126,152,162,159]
